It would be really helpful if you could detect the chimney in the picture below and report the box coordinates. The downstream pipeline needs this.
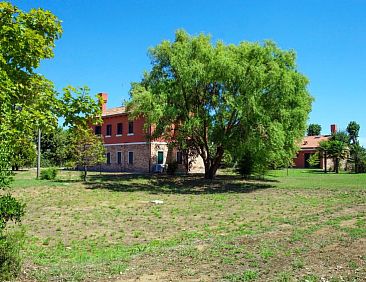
[330,124,337,134]
[98,93,108,113]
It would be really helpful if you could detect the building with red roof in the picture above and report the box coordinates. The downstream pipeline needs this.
[293,124,336,168]
[90,93,204,173]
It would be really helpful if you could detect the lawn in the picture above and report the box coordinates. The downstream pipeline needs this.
[6,169,366,281]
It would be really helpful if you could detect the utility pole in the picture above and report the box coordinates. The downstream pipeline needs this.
[37,128,41,179]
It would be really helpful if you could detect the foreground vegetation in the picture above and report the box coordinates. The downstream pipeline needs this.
[4,169,364,281]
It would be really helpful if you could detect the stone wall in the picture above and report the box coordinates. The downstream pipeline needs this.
[96,143,151,172]
[92,142,205,174]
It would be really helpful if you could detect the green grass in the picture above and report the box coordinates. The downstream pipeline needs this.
[5,168,366,281]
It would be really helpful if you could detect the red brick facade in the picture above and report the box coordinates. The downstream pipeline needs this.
[91,93,204,173]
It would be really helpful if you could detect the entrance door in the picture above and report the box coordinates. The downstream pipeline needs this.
[157,151,164,164]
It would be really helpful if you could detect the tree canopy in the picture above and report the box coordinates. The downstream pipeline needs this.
[128,30,313,178]
[307,124,321,136]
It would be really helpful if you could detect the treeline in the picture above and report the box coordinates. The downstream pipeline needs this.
[308,122,365,173]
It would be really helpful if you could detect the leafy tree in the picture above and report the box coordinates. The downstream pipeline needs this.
[11,137,37,170]
[40,127,72,167]
[327,140,348,174]
[127,30,312,179]
[59,86,104,180]
[307,153,320,168]
[60,86,102,129]
[349,143,366,173]
[331,130,349,144]
[0,3,61,279]
[307,124,321,136]
[71,127,106,181]
[346,121,360,145]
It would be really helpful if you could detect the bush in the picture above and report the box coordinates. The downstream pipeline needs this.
[166,162,178,175]
[40,167,58,180]
[0,230,25,281]
[236,153,255,179]
[0,195,25,281]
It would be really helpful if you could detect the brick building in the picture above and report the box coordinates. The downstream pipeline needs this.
[293,124,336,169]
[91,93,204,173]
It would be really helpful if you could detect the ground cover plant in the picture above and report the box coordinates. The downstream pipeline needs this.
[9,169,366,281]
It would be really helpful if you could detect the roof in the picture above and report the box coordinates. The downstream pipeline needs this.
[102,106,126,117]
[300,135,330,149]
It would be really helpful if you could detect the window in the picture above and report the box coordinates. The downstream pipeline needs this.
[117,123,123,135]
[128,151,133,165]
[106,152,111,165]
[106,124,112,136]
[117,152,122,164]
[157,151,164,165]
[176,151,183,164]
[95,125,101,135]
[128,121,134,134]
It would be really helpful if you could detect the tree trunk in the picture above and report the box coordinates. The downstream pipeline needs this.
[203,148,224,179]
[324,152,327,173]
[335,158,339,174]
[83,165,87,181]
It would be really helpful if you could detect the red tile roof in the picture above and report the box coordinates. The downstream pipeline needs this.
[102,106,126,117]
[300,135,330,149]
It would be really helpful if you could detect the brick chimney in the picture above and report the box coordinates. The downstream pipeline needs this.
[330,124,337,134]
[98,93,108,113]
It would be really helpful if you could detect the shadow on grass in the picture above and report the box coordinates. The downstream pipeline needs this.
[84,173,277,195]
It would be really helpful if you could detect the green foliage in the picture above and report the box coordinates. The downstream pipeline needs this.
[236,151,256,178]
[307,153,320,168]
[307,124,321,136]
[0,3,61,278]
[0,194,25,232]
[40,167,58,180]
[60,86,102,129]
[11,137,37,170]
[0,230,25,281]
[166,162,178,175]
[128,29,312,179]
[349,143,366,173]
[40,127,73,167]
[0,143,13,189]
[70,127,106,181]
[346,121,360,144]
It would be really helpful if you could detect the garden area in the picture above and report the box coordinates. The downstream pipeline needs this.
[7,169,366,281]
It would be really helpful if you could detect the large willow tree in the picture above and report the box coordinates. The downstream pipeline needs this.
[128,30,312,179]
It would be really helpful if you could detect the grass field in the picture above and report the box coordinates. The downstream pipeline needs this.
[6,169,366,281]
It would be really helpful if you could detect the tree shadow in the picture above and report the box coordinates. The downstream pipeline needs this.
[84,173,277,195]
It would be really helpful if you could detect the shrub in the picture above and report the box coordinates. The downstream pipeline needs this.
[0,195,25,281]
[166,162,178,175]
[40,167,58,180]
[0,230,25,281]
[236,153,255,179]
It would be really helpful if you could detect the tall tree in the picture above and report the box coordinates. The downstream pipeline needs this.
[0,3,61,279]
[59,86,104,180]
[128,30,312,179]
[307,124,321,136]
[346,121,360,145]
[70,128,106,181]
[327,140,348,174]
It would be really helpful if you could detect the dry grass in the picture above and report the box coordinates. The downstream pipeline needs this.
[6,169,366,281]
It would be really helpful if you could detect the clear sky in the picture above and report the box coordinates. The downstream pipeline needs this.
[12,0,366,144]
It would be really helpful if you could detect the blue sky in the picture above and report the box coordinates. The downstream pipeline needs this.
[12,0,366,143]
